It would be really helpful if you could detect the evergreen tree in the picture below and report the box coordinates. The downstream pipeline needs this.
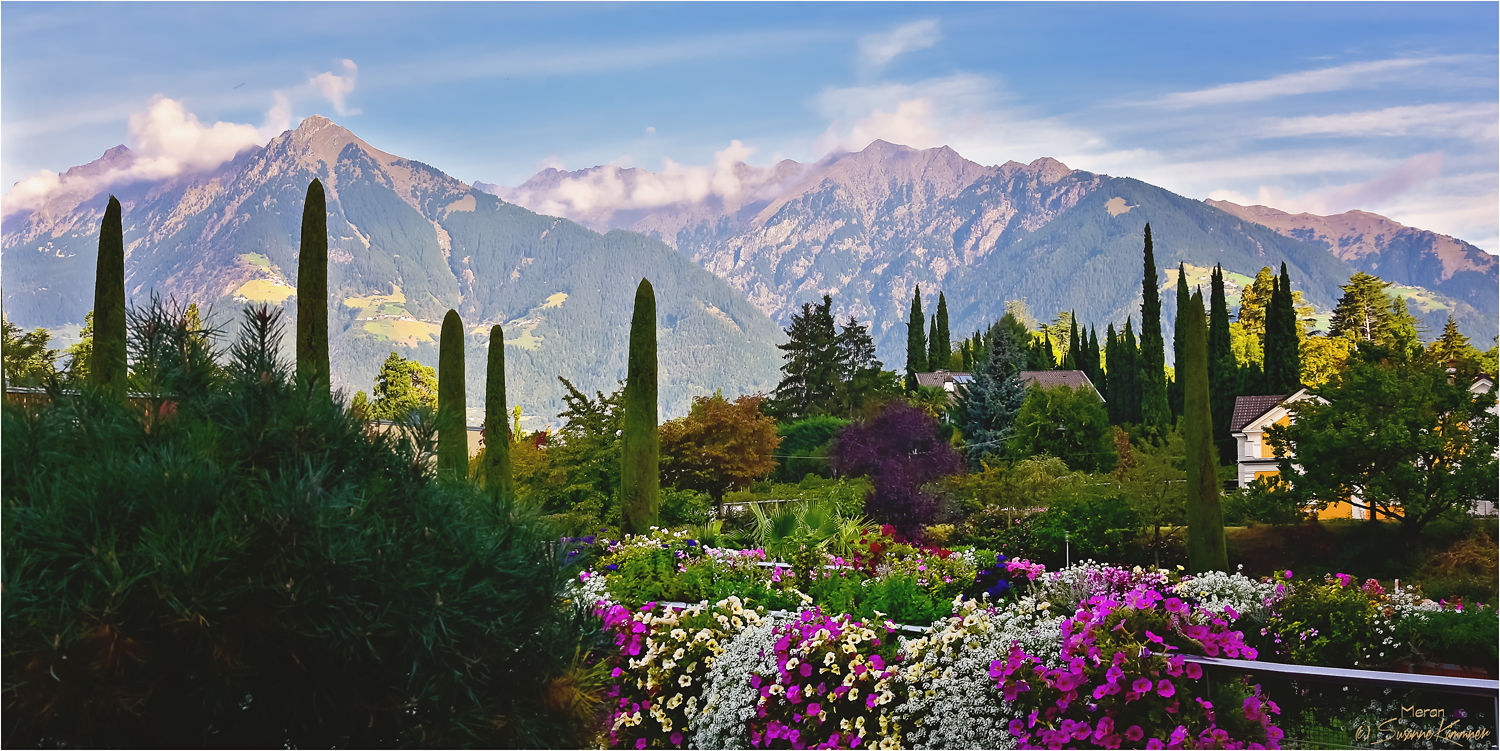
[1208,265,1239,465]
[904,285,927,390]
[369,352,437,421]
[970,330,988,372]
[484,324,513,498]
[1117,319,1143,425]
[1182,289,1226,573]
[1043,333,1056,370]
[1063,312,1080,370]
[1328,271,1393,344]
[927,317,941,371]
[954,313,1030,468]
[1170,263,1190,419]
[1263,263,1302,393]
[1237,267,1278,344]
[437,310,467,479]
[621,279,660,534]
[932,292,952,371]
[1138,224,1170,429]
[296,179,330,397]
[1430,315,1475,366]
[836,313,884,416]
[1103,323,1117,406]
[90,195,127,398]
[1262,274,1284,392]
[771,296,840,418]
[960,340,973,372]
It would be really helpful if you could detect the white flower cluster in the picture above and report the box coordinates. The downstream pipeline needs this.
[690,610,796,750]
[1034,559,1171,614]
[894,598,1066,750]
[567,571,611,611]
[1173,569,1278,624]
[1385,582,1443,624]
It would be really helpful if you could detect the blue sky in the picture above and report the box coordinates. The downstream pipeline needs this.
[4,2,1497,250]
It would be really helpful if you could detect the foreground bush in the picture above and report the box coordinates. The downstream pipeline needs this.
[2,307,602,747]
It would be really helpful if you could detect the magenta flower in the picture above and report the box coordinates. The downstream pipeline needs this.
[670,731,683,746]
[800,662,813,678]
[1132,677,1153,693]
[1185,662,1203,680]
[788,684,802,703]
[1126,725,1145,742]
[1157,679,1176,698]
[636,739,647,750]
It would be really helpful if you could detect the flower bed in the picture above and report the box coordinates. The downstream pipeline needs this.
[578,533,1493,749]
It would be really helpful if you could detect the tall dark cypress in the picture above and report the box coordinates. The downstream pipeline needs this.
[622,279,660,534]
[1120,319,1143,424]
[927,317,941,372]
[1170,262,1190,419]
[1139,224,1170,429]
[485,325,514,498]
[1262,275,1283,394]
[1274,263,1301,392]
[1183,289,1227,572]
[1086,327,1101,388]
[1103,323,1118,411]
[1064,312,1080,370]
[1043,333,1056,370]
[905,285,927,391]
[933,292,952,370]
[437,310,467,479]
[296,179,330,396]
[1208,264,1238,465]
[90,195,127,398]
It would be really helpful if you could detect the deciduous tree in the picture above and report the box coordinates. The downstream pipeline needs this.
[659,392,780,498]
[1006,384,1117,473]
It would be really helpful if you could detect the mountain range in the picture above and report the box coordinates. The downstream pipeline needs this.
[4,117,1495,424]
[0,116,783,425]
[484,141,1497,362]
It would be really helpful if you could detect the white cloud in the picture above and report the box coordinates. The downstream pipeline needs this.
[1206,151,1446,216]
[1258,103,1499,142]
[815,99,944,154]
[1156,56,1475,108]
[2,93,290,218]
[309,59,360,116]
[644,126,656,135]
[857,19,941,72]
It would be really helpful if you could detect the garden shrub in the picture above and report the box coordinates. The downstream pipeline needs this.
[1395,606,1498,672]
[830,403,963,539]
[775,416,851,482]
[1,305,600,748]
[1260,573,1400,669]
[1026,487,1142,568]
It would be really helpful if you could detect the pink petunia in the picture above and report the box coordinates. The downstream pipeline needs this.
[1132,677,1154,693]
[1126,726,1144,742]
[1157,679,1176,698]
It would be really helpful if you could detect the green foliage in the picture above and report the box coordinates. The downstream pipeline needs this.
[1,314,58,387]
[1118,428,1189,567]
[1269,346,1498,544]
[1006,385,1117,473]
[660,487,713,527]
[1171,263,1189,418]
[660,392,779,498]
[437,309,467,479]
[1028,483,1142,567]
[929,292,951,373]
[773,415,850,482]
[91,195,127,398]
[1182,289,1226,573]
[368,351,438,421]
[768,296,889,419]
[62,310,95,383]
[1395,608,1499,669]
[621,278,659,534]
[484,324,514,497]
[905,284,927,390]
[1261,577,1392,668]
[1109,319,1143,425]
[1221,477,1306,527]
[1208,264,1239,464]
[954,313,1030,468]
[1,302,600,747]
[296,179,330,396]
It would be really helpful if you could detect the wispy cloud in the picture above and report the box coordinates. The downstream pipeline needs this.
[1258,103,1499,141]
[856,19,941,73]
[309,59,360,116]
[2,93,291,218]
[1157,56,1478,108]
[1206,151,1445,215]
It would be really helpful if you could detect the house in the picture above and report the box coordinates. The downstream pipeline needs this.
[915,369,1104,403]
[1231,373,1496,518]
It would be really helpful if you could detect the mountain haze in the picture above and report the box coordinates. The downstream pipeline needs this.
[1,116,783,424]
[485,142,1497,363]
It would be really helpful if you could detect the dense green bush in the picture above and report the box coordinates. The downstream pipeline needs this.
[2,305,602,748]
[772,415,850,481]
[1396,608,1499,672]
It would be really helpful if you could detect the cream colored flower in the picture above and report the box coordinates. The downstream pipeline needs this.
[679,674,692,687]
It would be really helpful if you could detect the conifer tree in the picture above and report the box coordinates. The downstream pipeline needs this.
[771,296,840,418]
[1329,272,1394,343]
[1430,315,1473,366]
[296,179,330,397]
[1103,323,1118,405]
[835,313,883,416]
[1064,312,1080,370]
[1043,333,1056,370]
[1208,264,1238,465]
[1272,263,1302,391]
[927,317,941,371]
[1170,263,1190,419]
[1116,319,1143,425]
[954,313,1030,468]
[1139,224,1170,429]
[905,285,927,390]
[621,279,660,534]
[90,195,127,398]
[1262,275,1284,393]
[933,292,952,370]
[1086,327,1102,388]
[484,325,513,498]
[1183,289,1227,573]
[437,310,467,479]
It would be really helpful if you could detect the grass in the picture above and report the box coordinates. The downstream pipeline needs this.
[234,279,295,303]
[362,318,441,345]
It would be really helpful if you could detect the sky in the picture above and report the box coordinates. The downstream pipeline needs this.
[3,2,1497,251]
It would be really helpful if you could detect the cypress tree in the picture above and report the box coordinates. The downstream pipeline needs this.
[933,292,952,371]
[1086,327,1101,388]
[90,195,127,399]
[621,278,660,534]
[1103,323,1117,408]
[1262,275,1283,392]
[437,310,467,479]
[1208,264,1238,465]
[485,325,513,498]
[1182,289,1227,572]
[927,317,941,372]
[1043,333,1056,370]
[1139,224,1170,429]
[904,285,927,390]
[296,179,330,397]
[1064,312,1080,370]
[1170,263,1190,419]
[1274,263,1301,391]
[1119,319,1143,424]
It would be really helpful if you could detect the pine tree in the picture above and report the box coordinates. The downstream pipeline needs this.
[1208,264,1239,465]
[296,179,330,397]
[90,195,127,398]
[1170,262,1190,419]
[621,279,660,534]
[1238,267,1278,344]
[771,296,840,418]
[484,324,513,498]
[1139,224,1170,429]
[1430,315,1473,366]
[836,313,883,416]
[1182,289,1227,573]
[954,313,1030,468]
[437,310,467,479]
[932,292,952,371]
[905,285,927,390]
